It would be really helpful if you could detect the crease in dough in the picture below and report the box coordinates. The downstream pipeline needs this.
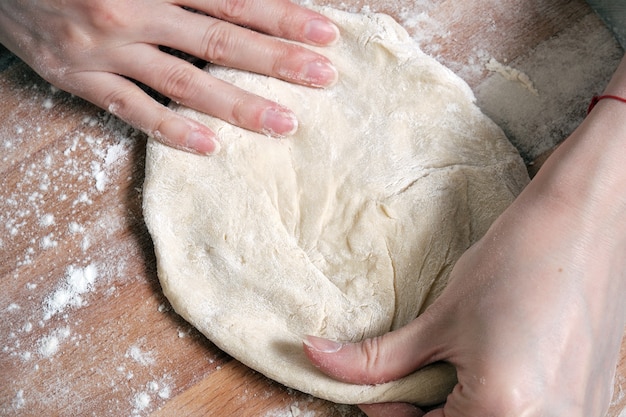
[143,6,529,406]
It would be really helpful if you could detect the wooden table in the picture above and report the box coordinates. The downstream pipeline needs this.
[1,1,624,416]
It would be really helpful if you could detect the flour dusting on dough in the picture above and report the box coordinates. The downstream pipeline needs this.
[143,6,528,406]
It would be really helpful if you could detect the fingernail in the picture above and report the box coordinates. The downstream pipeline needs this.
[262,107,298,137]
[303,335,343,353]
[303,60,338,87]
[186,129,220,155]
[305,18,340,45]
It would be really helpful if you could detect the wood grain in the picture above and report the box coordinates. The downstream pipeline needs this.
[1,1,624,416]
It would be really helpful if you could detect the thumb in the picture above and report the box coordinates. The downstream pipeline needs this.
[302,314,447,386]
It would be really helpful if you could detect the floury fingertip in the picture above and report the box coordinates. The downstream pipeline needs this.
[262,106,299,137]
[185,129,221,155]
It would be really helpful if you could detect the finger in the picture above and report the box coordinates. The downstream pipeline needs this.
[182,0,340,45]
[69,71,219,154]
[156,8,338,88]
[120,46,299,137]
[303,311,447,385]
[359,403,425,417]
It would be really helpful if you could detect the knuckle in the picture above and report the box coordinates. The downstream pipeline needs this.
[228,91,270,131]
[230,96,246,125]
[101,88,155,133]
[229,92,256,126]
[102,87,133,119]
[271,43,306,80]
[160,65,197,104]
[275,11,298,38]
[360,337,386,381]
[85,0,132,32]
[201,22,236,63]
[33,52,67,86]
[218,0,247,20]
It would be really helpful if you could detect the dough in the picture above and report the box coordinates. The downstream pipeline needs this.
[142,7,529,406]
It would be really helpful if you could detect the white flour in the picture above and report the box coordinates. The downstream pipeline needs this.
[0,81,166,415]
[37,326,71,358]
[43,264,98,321]
[476,12,623,161]
[1,2,624,416]
[127,345,156,367]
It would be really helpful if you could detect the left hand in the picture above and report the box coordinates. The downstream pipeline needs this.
[0,0,339,154]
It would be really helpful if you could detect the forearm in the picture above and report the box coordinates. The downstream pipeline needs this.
[533,55,626,241]
[512,55,626,334]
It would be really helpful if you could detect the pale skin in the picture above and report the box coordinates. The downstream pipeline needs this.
[2,2,625,416]
[0,0,339,154]
[304,56,626,417]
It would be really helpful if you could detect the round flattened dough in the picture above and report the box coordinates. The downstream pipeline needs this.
[143,7,529,406]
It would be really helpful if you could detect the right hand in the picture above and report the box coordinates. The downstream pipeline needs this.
[305,187,626,417]
[303,65,626,414]
[0,0,339,154]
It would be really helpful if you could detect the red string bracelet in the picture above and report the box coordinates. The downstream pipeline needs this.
[587,94,626,115]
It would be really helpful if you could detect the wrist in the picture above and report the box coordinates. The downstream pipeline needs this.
[536,112,626,236]
[507,97,626,319]
[602,54,626,98]
[526,56,626,241]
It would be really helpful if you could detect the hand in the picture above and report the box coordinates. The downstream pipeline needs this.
[304,98,626,416]
[305,199,625,416]
[0,0,339,154]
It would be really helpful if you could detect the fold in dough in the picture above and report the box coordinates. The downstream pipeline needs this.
[143,6,529,406]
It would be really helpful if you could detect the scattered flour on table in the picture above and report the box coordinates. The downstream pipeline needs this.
[130,376,174,416]
[37,326,71,358]
[476,12,623,161]
[132,392,151,414]
[12,390,25,410]
[43,264,98,321]
[38,213,55,227]
[127,344,156,367]
[2,4,625,416]
[0,80,173,416]
[1,110,134,269]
